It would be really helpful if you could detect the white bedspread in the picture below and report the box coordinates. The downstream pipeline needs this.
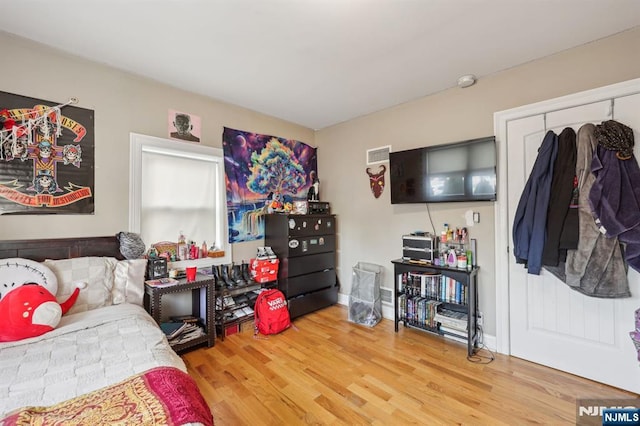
[0,303,185,416]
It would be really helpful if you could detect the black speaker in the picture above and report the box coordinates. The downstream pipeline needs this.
[308,201,330,214]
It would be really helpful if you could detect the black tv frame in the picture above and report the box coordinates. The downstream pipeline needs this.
[389,136,496,204]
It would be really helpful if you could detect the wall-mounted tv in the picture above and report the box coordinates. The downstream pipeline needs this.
[389,136,496,204]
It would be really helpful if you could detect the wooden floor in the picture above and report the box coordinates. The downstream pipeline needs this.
[183,304,636,425]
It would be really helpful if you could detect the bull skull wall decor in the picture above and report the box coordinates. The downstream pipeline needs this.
[366,165,386,198]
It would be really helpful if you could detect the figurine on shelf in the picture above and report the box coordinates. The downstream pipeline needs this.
[147,247,158,258]
[177,231,188,261]
[267,191,284,213]
[307,171,319,202]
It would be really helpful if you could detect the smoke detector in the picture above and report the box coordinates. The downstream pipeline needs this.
[457,74,477,88]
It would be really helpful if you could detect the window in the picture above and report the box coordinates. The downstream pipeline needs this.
[129,133,231,267]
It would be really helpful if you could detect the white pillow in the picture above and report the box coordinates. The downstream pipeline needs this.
[44,257,117,315]
[112,259,147,306]
[0,258,58,300]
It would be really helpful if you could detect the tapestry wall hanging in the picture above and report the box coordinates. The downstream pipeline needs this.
[223,127,317,243]
[0,91,95,215]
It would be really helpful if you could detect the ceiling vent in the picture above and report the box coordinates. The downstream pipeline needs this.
[366,145,391,165]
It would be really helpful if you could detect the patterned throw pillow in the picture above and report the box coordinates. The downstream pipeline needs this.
[44,257,117,315]
[112,259,148,306]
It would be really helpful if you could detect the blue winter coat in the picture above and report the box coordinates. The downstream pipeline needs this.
[512,130,558,275]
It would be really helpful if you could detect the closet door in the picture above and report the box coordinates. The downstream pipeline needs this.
[507,96,640,393]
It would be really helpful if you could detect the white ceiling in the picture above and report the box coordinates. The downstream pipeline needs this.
[1,1,639,130]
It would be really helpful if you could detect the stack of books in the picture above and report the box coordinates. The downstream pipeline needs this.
[435,308,468,342]
[160,315,205,346]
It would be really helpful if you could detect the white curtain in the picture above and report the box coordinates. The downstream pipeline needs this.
[140,149,218,251]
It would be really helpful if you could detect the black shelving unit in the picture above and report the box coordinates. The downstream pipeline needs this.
[215,280,277,340]
[144,274,215,354]
[391,259,479,356]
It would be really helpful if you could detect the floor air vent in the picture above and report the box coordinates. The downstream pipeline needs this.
[380,287,393,305]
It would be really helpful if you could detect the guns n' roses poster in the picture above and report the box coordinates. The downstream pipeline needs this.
[0,91,94,215]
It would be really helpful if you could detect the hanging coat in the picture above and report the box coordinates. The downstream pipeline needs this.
[589,120,640,273]
[564,123,629,298]
[512,130,558,275]
[542,127,577,266]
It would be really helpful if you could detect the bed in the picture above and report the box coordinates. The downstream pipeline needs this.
[0,236,213,425]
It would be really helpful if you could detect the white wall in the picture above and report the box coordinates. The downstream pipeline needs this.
[316,27,640,337]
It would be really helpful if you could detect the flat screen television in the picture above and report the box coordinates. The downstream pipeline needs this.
[389,136,496,204]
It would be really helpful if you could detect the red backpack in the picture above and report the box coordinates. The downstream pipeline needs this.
[254,289,291,336]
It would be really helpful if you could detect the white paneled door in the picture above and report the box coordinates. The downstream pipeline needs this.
[499,84,640,393]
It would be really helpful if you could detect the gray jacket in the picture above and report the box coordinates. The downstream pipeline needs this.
[564,123,629,298]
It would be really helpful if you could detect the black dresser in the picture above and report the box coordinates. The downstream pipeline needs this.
[265,213,339,319]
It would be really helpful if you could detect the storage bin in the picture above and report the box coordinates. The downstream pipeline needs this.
[349,262,384,327]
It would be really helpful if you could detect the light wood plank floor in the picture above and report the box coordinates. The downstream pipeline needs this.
[183,304,636,425]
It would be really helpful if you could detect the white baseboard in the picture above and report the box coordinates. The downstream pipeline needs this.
[337,294,497,352]
[480,332,497,352]
[337,293,349,306]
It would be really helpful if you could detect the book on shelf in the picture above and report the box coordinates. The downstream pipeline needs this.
[145,277,179,287]
[437,307,467,320]
[160,322,190,340]
[442,330,467,345]
[435,308,468,330]
[403,298,441,328]
[439,324,468,336]
[436,317,467,331]
[169,315,199,323]
[398,271,467,305]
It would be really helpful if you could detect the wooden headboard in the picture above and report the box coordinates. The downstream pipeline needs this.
[0,236,124,261]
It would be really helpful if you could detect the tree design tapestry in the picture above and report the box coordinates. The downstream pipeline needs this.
[223,127,317,243]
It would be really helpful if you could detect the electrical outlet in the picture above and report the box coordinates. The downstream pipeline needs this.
[477,311,483,327]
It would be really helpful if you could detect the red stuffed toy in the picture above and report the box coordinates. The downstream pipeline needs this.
[0,283,81,342]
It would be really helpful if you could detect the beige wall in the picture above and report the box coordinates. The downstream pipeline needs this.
[0,31,314,263]
[316,27,640,337]
[2,28,640,338]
